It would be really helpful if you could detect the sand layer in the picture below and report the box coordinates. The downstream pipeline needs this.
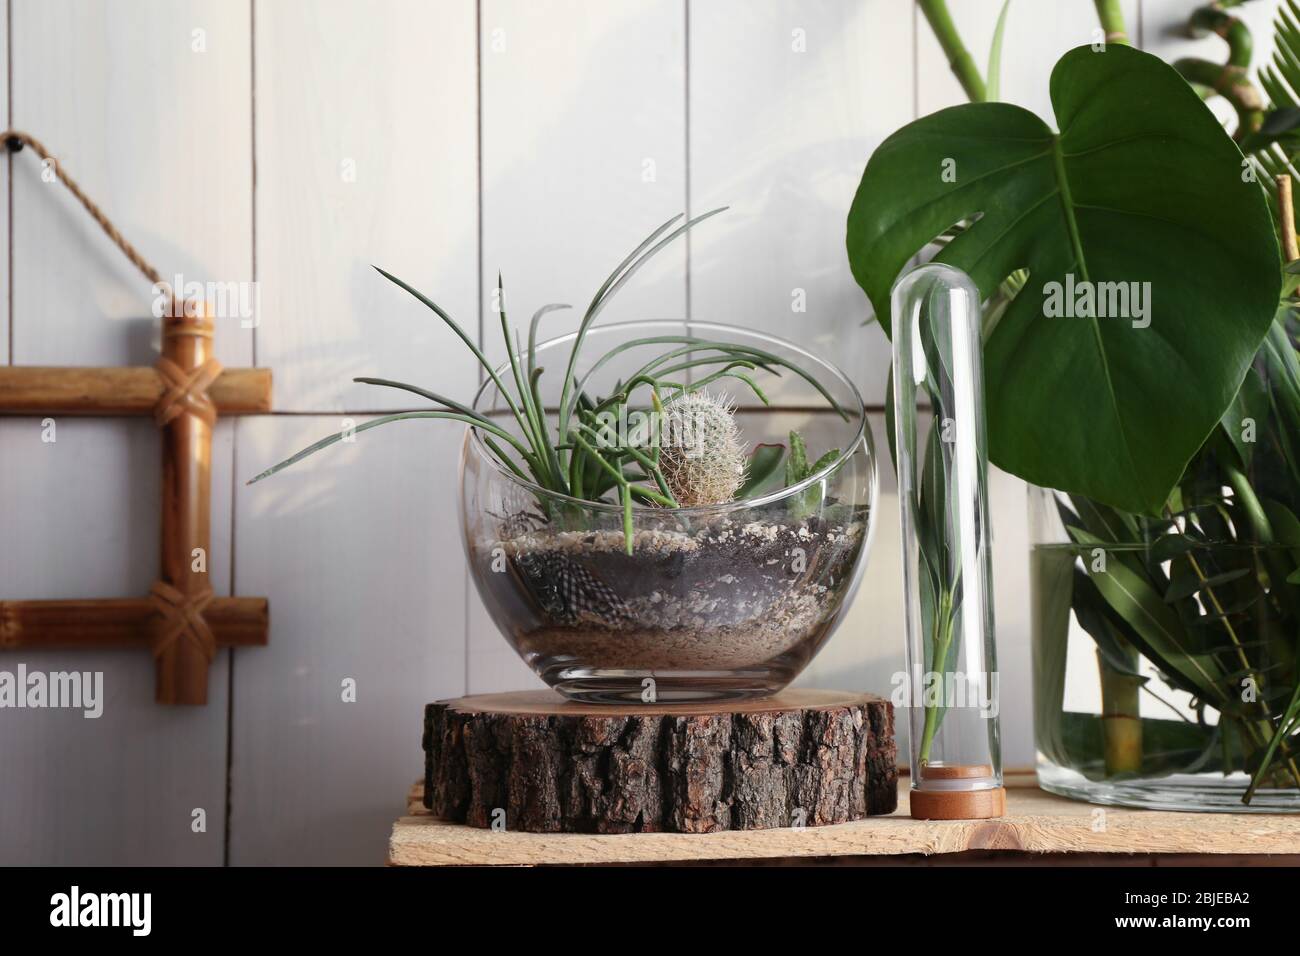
[480,509,867,670]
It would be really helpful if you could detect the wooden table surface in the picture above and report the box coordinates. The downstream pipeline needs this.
[388,772,1300,866]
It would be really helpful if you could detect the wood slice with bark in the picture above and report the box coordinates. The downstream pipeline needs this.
[423,689,896,833]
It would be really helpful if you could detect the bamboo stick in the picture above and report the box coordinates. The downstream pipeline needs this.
[918,0,987,103]
[1097,648,1143,775]
[155,309,216,705]
[0,366,271,415]
[0,597,268,650]
[1279,175,1298,262]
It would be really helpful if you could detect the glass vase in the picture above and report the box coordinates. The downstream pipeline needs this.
[460,320,878,703]
[1031,468,1300,811]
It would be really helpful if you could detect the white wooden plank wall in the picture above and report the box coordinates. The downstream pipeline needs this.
[468,0,689,694]
[254,0,479,411]
[0,0,249,865]
[689,0,912,404]
[0,0,1276,864]
[229,0,477,865]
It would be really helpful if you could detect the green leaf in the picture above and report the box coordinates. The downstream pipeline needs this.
[1072,569,1146,678]
[738,443,785,498]
[1221,363,1270,469]
[558,207,728,437]
[247,411,534,485]
[1032,545,1074,766]
[1148,532,1197,563]
[1246,678,1300,802]
[1263,498,1300,549]
[920,423,952,585]
[1164,567,1250,604]
[985,0,1012,102]
[795,448,842,518]
[1240,106,1300,152]
[884,366,898,476]
[786,430,809,486]
[809,449,841,474]
[1070,529,1230,705]
[1070,494,1138,545]
[847,45,1281,514]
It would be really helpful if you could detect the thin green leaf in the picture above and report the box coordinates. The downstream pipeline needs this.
[248,411,535,485]
[558,208,728,437]
[1071,528,1230,705]
[786,430,810,486]
[373,265,529,434]
[986,0,1012,101]
[737,443,785,497]
[1164,567,1251,604]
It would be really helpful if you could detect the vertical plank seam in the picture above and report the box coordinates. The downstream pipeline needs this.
[683,0,691,333]
[249,0,258,369]
[224,425,238,866]
[475,0,484,387]
[223,644,235,865]
[911,0,919,121]
[468,0,484,694]
[224,0,258,867]
[6,0,12,365]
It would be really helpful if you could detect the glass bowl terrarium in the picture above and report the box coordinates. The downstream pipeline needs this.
[462,320,876,702]
[248,210,876,703]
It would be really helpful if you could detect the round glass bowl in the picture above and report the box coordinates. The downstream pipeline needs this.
[459,321,877,702]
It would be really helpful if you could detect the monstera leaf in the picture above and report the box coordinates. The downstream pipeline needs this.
[847,44,1280,513]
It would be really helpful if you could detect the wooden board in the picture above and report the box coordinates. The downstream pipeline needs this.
[390,771,1300,865]
[425,690,896,834]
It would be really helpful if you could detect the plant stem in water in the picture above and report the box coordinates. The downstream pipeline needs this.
[918,591,955,765]
[1098,646,1143,774]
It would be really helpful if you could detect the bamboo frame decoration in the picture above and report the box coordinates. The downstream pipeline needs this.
[0,128,271,706]
[0,307,272,705]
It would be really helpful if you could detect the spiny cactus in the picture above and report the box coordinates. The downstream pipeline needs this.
[658,391,746,506]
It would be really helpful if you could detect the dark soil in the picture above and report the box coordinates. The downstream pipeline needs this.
[488,508,868,669]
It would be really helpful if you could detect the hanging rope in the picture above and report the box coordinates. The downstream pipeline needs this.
[3,129,164,287]
[3,129,222,422]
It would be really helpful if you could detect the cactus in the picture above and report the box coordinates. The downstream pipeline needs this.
[657,391,746,506]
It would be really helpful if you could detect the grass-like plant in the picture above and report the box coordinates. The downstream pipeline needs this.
[250,210,849,553]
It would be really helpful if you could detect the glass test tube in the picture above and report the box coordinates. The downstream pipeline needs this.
[890,263,1005,820]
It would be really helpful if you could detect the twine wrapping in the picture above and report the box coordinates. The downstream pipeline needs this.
[149,581,216,664]
[153,356,223,428]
